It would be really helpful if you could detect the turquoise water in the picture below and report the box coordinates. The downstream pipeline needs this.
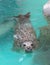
[0,0,50,65]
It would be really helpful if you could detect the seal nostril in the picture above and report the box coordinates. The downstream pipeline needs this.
[27,48,30,49]
[27,47,30,49]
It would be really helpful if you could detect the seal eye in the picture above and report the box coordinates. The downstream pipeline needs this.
[31,44,33,46]
[23,44,26,46]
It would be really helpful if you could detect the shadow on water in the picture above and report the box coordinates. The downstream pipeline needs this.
[32,50,50,65]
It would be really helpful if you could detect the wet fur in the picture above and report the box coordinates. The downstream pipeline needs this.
[13,13,38,52]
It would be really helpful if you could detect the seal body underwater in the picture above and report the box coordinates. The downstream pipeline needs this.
[13,13,38,52]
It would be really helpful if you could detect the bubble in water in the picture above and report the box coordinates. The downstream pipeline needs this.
[19,57,24,62]
[23,54,26,57]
